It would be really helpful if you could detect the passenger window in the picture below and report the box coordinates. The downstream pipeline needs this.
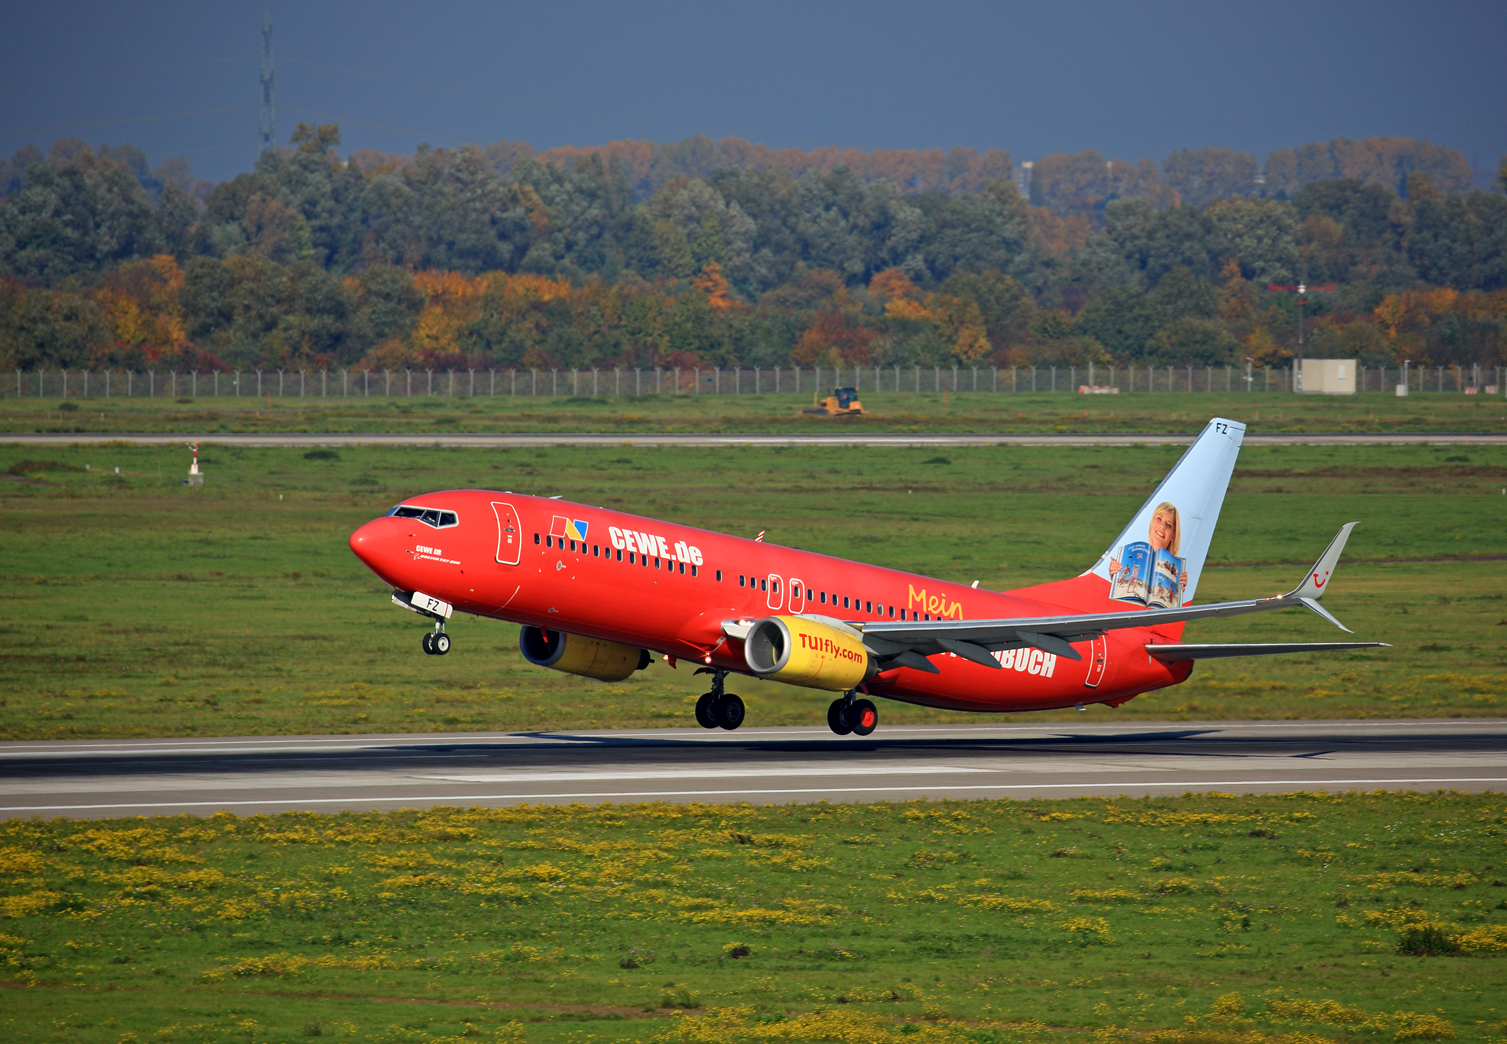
[715,569,722,581]
[691,565,698,577]
[546,535,553,548]
[593,545,599,557]
[888,605,894,617]
[678,562,685,574]
[760,578,768,592]
[772,580,778,594]
[533,533,540,544]
[820,592,826,604]
[569,540,577,552]
[654,556,661,568]
[865,601,872,613]
[739,575,746,587]
[900,609,906,620]
[628,552,635,564]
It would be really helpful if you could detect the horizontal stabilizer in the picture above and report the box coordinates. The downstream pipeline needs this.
[1147,641,1390,663]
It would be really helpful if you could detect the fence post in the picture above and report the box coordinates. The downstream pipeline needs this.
[469,369,475,397]
[592,368,597,395]
[1050,366,1056,393]
[1070,365,1075,390]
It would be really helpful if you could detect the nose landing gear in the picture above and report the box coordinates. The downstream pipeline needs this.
[827,693,877,736]
[421,623,450,656]
[693,668,744,731]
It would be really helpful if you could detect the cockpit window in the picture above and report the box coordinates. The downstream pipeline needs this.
[386,505,459,528]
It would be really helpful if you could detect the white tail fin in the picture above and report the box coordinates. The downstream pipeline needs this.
[1088,418,1245,605]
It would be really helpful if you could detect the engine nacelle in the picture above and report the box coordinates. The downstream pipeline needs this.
[743,615,870,691]
[519,627,651,682]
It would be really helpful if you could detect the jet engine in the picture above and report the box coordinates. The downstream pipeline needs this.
[519,627,651,682]
[743,615,871,691]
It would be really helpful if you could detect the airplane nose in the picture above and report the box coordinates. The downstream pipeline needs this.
[349,518,394,580]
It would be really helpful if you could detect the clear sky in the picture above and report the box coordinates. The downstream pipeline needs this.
[4,0,1504,186]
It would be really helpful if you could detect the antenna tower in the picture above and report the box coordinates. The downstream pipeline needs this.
[258,13,275,153]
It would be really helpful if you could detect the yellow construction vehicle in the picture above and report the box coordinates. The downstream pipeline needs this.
[801,386,865,417]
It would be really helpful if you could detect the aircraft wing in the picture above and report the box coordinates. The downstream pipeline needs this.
[857,523,1374,671]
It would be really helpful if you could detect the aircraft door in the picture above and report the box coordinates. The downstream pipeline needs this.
[1082,635,1108,688]
[766,574,783,611]
[492,501,522,565]
[788,578,806,614]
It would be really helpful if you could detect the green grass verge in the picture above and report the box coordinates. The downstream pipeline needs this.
[4,389,1506,435]
[2,442,1504,740]
[2,792,1504,1043]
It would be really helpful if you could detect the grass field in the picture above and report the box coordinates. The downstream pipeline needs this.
[1,792,1504,1044]
[3,389,1506,435]
[1,441,1504,740]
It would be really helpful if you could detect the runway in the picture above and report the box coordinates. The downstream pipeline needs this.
[2,719,1502,818]
[3,430,1506,448]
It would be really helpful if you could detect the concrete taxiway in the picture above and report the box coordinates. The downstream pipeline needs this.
[1,719,1502,818]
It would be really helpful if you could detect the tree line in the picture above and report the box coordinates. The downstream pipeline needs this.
[1,126,1504,377]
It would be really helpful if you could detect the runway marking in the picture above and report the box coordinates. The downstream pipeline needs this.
[418,765,985,783]
[5,777,1503,812]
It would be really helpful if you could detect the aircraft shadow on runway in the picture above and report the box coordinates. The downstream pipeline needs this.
[3,725,1503,783]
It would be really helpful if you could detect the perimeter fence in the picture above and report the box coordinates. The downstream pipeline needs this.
[6,362,1503,399]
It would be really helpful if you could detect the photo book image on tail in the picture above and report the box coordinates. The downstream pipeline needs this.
[1111,541,1184,609]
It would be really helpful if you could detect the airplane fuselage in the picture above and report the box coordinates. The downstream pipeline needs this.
[349,489,1192,713]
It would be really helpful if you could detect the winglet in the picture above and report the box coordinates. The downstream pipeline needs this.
[1283,522,1358,632]
[1291,522,1357,601]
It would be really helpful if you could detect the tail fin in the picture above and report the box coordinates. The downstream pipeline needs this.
[1086,418,1245,604]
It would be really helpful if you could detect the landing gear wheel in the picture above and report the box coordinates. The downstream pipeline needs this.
[827,698,853,736]
[432,632,450,655]
[421,632,435,655]
[695,692,718,729]
[717,694,745,731]
[850,698,878,737]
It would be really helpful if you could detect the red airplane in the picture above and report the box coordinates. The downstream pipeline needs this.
[348,418,1386,736]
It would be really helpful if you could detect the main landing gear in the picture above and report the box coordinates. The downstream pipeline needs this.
[827,693,877,737]
[421,623,450,656]
[693,668,744,731]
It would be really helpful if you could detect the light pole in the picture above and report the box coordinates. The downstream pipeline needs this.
[1268,281,1335,392]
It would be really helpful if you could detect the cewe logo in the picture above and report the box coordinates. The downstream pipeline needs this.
[608,525,704,566]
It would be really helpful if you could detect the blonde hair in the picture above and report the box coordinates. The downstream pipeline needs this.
[1149,502,1181,555]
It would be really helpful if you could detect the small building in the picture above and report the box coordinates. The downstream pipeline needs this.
[1299,358,1356,395]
